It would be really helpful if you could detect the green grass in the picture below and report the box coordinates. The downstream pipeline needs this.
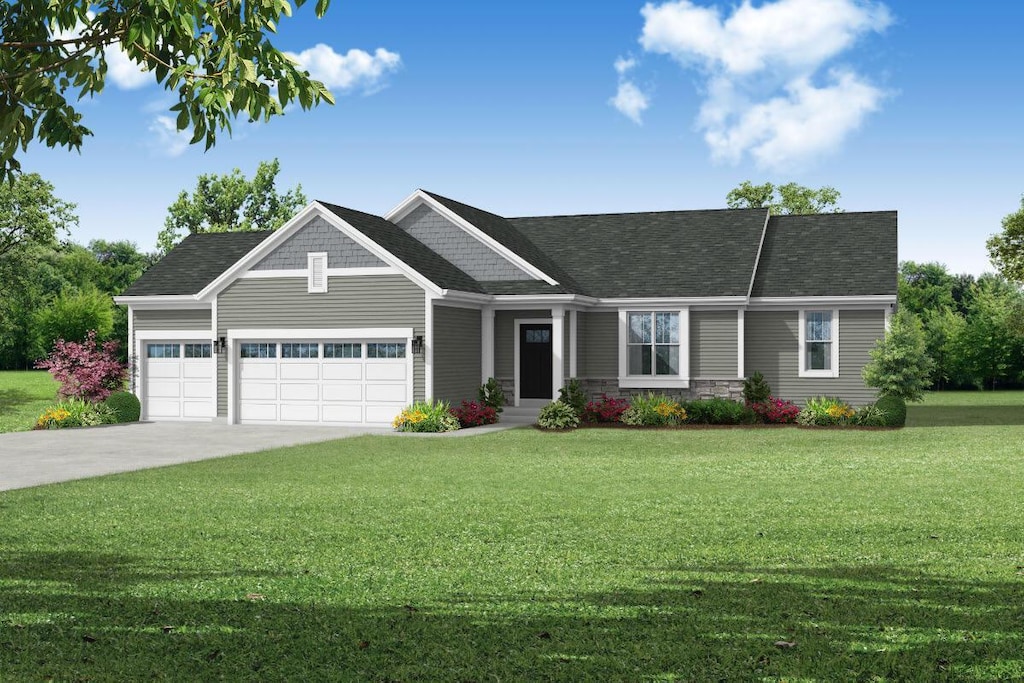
[0,370,58,433]
[1,394,1023,680]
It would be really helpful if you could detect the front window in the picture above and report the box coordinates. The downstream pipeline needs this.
[800,309,839,377]
[627,312,679,376]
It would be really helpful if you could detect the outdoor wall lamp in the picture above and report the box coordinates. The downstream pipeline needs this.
[411,335,424,355]
[213,336,226,354]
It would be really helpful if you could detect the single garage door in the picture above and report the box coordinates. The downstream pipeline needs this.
[143,341,215,420]
[237,340,410,425]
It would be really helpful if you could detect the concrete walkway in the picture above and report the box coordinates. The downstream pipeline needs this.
[0,422,389,492]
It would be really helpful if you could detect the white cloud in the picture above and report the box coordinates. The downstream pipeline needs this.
[286,45,401,93]
[148,116,190,157]
[636,0,892,168]
[614,56,638,75]
[104,46,150,90]
[610,81,650,124]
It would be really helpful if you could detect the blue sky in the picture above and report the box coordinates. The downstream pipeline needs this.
[24,0,1024,276]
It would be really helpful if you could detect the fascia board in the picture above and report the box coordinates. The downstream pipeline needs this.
[594,296,748,307]
[112,295,207,308]
[749,295,896,308]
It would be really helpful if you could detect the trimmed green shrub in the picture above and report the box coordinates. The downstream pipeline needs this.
[620,393,687,427]
[681,398,755,425]
[537,401,580,430]
[874,394,907,427]
[392,400,460,433]
[742,371,772,405]
[797,396,855,426]
[35,398,116,430]
[103,391,141,423]
[478,377,506,415]
[557,378,587,418]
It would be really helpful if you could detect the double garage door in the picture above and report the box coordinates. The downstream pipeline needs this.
[236,339,410,425]
[140,336,410,425]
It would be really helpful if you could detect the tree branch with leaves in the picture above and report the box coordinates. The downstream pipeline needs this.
[0,0,335,180]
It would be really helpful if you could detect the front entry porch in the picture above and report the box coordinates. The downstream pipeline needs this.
[482,307,574,407]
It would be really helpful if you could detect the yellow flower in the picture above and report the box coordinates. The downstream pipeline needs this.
[826,404,854,419]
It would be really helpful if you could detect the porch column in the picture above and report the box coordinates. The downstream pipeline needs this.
[551,305,565,399]
[481,307,495,383]
[569,309,578,377]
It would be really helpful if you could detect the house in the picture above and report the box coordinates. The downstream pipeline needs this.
[114,190,897,425]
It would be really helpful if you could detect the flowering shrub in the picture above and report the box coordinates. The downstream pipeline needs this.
[583,394,630,423]
[35,398,116,430]
[35,330,127,402]
[620,393,687,427]
[393,400,460,433]
[750,396,801,424]
[797,396,856,426]
[450,400,498,428]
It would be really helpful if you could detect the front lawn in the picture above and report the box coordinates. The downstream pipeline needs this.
[0,370,58,433]
[1,396,1023,680]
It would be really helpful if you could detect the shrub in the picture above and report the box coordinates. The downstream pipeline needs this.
[478,377,506,415]
[537,401,580,430]
[35,398,116,430]
[557,378,587,418]
[35,330,127,402]
[450,400,498,428]
[874,394,907,427]
[750,396,801,424]
[797,396,856,426]
[620,393,687,427]
[393,400,460,433]
[34,286,115,355]
[583,394,630,423]
[103,391,141,423]
[742,371,772,405]
[681,398,755,425]
[862,310,934,402]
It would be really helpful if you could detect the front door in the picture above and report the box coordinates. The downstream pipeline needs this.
[519,323,553,399]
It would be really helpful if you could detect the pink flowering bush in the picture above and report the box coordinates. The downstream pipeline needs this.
[583,394,631,423]
[750,396,801,424]
[450,400,498,428]
[35,330,128,402]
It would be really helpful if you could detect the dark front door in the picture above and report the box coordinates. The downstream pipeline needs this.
[520,323,553,399]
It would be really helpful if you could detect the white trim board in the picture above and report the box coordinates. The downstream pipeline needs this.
[798,308,840,379]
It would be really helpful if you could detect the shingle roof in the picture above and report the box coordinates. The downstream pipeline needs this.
[509,209,770,298]
[317,202,484,293]
[750,211,898,297]
[422,191,585,293]
[120,231,272,296]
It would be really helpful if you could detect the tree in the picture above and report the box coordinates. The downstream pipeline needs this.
[954,278,1024,390]
[0,173,77,265]
[726,181,843,215]
[898,261,956,317]
[35,330,127,402]
[156,159,306,253]
[34,286,115,354]
[986,195,1024,283]
[862,310,934,402]
[0,0,335,180]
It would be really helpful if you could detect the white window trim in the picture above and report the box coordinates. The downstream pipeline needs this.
[798,309,840,378]
[307,252,328,293]
[617,308,690,389]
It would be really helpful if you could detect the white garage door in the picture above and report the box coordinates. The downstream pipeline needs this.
[237,340,410,425]
[143,341,215,420]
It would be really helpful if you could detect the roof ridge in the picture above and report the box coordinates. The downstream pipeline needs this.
[509,207,769,220]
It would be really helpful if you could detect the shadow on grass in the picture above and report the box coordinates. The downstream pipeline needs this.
[2,552,1022,680]
[908,404,1024,427]
[0,389,34,412]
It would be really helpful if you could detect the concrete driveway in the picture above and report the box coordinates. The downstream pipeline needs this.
[0,422,389,492]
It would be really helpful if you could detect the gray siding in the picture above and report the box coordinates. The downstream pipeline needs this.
[217,275,425,416]
[744,309,885,406]
[494,309,551,378]
[578,311,617,377]
[397,204,532,281]
[134,309,211,331]
[690,310,739,378]
[252,215,384,270]
[432,306,482,404]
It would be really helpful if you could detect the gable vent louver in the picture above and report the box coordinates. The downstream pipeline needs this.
[308,252,328,293]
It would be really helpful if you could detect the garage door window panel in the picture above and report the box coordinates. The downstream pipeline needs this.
[324,343,361,358]
[367,342,406,359]
[240,343,277,358]
[184,343,211,358]
[282,343,319,359]
[147,343,180,358]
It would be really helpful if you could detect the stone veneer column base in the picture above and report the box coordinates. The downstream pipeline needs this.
[577,378,745,403]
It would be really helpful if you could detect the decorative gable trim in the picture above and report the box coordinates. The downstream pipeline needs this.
[195,202,445,300]
[384,189,559,286]
[747,209,771,299]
